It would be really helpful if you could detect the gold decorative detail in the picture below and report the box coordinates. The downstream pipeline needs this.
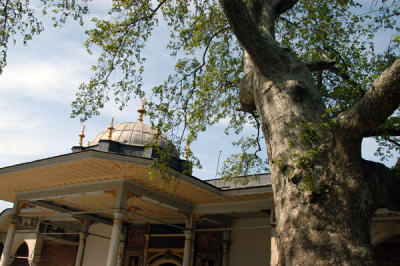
[154,128,161,144]
[17,200,29,209]
[127,192,140,200]
[138,99,147,123]
[113,219,122,224]
[179,210,190,220]
[107,161,121,170]
[104,190,117,198]
[75,217,85,226]
[125,205,143,212]
[78,125,85,147]
[185,145,191,160]
[108,118,114,140]
[194,214,203,221]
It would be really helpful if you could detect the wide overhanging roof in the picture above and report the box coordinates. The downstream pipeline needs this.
[0,150,272,225]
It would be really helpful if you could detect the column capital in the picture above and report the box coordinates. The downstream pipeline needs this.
[79,232,88,241]
[106,212,124,266]
[183,214,196,266]
[184,229,194,238]
[113,210,125,222]
[0,200,20,266]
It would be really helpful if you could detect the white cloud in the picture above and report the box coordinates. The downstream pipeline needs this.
[0,109,43,132]
[1,61,85,103]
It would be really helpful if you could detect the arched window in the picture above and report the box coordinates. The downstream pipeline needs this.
[10,242,29,266]
[148,251,182,266]
[375,235,400,266]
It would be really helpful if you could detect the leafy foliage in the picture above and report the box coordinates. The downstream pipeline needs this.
[276,0,400,160]
[71,0,263,179]
[278,0,399,113]
[0,0,88,74]
[1,0,399,179]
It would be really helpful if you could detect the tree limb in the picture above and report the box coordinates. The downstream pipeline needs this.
[274,0,299,16]
[336,59,400,139]
[307,58,363,93]
[364,127,400,137]
[219,0,287,77]
[306,57,336,72]
[363,159,400,211]
[386,137,400,147]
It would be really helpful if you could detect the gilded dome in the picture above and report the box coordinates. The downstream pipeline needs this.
[89,122,170,148]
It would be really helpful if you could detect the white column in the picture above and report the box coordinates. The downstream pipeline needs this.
[222,230,231,266]
[116,225,128,266]
[183,213,195,266]
[0,201,21,266]
[106,212,124,266]
[142,224,150,266]
[31,221,44,266]
[106,185,128,266]
[75,219,90,266]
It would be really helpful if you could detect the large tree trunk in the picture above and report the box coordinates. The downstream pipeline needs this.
[246,53,376,265]
[220,0,400,265]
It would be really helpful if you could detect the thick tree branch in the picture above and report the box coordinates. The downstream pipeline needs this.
[219,0,287,77]
[307,58,363,92]
[387,137,400,147]
[364,126,400,137]
[306,59,336,72]
[337,59,400,139]
[363,159,400,211]
[274,0,299,16]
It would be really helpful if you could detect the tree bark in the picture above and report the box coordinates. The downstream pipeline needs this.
[220,0,400,265]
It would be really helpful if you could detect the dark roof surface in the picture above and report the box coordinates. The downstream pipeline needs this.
[206,173,271,190]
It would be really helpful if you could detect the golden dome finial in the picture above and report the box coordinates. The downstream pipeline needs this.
[108,117,114,140]
[185,145,191,161]
[154,128,161,144]
[138,99,147,123]
[78,125,85,147]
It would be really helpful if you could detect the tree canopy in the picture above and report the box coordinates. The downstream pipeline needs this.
[1,0,399,178]
[2,1,400,264]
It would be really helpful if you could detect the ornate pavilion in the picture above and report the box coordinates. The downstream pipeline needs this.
[0,104,398,266]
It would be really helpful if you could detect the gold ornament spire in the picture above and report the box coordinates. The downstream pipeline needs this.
[154,128,161,144]
[108,117,114,140]
[138,99,147,123]
[78,125,85,147]
[185,145,191,161]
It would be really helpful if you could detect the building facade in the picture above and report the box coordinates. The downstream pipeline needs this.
[0,113,398,266]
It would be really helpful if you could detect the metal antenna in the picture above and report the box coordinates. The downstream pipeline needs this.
[215,150,222,179]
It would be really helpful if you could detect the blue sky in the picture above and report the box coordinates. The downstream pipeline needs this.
[0,1,398,212]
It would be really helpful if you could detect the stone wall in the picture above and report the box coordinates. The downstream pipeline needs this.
[229,217,270,266]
